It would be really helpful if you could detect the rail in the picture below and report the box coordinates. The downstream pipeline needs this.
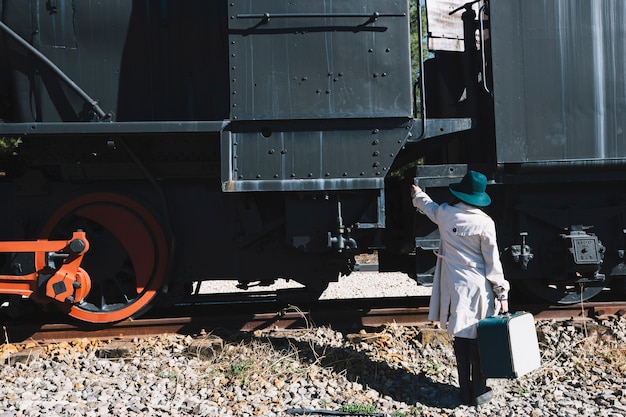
[2,298,624,345]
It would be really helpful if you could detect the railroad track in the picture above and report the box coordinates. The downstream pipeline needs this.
[2,296,624,344]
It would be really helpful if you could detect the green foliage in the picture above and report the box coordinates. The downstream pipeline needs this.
[339,403,379,414]
[0,136,21,155]
[409,2,429,79]
[409,2,430,119]
[229,359,255,375]
[422,360,443,374]
[156,369,178,379]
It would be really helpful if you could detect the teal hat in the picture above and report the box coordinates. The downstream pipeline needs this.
[449,170,491,207]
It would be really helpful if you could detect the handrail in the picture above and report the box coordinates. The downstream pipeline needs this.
[235,12,405,20]
[479,4,491,95]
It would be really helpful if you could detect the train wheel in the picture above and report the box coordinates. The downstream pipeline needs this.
[516,279,605,305]
[42,193,168,324]
[611,276,626,298]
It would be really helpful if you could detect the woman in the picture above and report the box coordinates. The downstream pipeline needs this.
[410,170,510,406]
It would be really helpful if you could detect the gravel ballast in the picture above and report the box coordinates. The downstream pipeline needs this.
[1,273,625,417]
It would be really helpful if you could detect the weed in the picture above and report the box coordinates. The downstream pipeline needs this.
[391,405,424,416]
[423,360,441,374]
[156,369,177,379]
[340,402,379,414]
[229,359,255,375]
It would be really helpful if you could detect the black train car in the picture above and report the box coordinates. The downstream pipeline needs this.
[412,0,626,305]
[0,0,623,324]
[491,0,626,303]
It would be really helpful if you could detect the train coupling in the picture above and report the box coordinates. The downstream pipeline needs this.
[559,225,606,282]
[0,231,92,305]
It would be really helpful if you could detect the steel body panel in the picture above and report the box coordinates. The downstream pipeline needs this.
[1,0,131,122]
[490,0,626,163]
[1,1,230,123]
[227,0,413,120]
[222,119,412,192]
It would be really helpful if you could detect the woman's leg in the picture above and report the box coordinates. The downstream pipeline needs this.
[469,338,493,404]
[453,337,472,404]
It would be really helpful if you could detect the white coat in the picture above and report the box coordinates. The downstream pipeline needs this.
[412,191,510,339]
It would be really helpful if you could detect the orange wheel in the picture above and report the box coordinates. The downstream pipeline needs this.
[42,193,168,324]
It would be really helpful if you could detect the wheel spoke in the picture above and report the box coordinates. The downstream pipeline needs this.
[42,193,168,324]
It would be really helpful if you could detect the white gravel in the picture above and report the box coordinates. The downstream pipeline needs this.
[2,272,626,417]
[1,316,625,417]
[199,271,432,299]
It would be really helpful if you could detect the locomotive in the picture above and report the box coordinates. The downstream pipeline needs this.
[0,0,624,325]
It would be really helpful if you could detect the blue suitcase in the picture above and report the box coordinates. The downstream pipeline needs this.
[477,312,541,378]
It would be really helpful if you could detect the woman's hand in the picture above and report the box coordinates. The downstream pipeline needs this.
[499,299,509,314]
[410,184,422,197]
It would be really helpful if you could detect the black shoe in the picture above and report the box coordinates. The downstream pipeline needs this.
[473,387,494,405]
